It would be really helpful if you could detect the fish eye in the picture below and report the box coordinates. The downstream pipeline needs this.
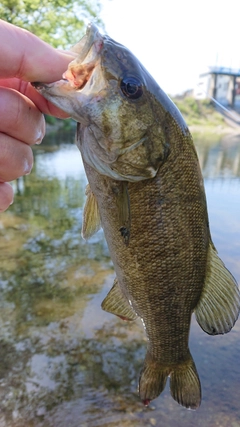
[120,76,143,99]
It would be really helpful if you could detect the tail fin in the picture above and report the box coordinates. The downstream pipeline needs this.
[139,357,169,406]
[139,352,201,409]
[170,356,201,409]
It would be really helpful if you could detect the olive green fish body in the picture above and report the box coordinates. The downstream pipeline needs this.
[82,121,208,407]
[84,128,208,340]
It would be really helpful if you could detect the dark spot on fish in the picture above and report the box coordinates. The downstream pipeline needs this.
[119,226,130,246]
[157,195,166,206]
[111,184,120,195]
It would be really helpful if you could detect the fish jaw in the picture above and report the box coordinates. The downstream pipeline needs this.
[33,23,105,123]
[33,80,88,123]
[33,73,105,126]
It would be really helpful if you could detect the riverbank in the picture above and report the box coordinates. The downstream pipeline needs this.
[173,96,240,137]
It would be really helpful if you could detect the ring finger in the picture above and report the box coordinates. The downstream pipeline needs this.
[0,134,33,182]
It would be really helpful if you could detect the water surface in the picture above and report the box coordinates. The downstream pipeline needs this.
[0,129,239,427]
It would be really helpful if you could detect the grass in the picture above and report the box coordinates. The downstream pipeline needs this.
[172,97,226,128]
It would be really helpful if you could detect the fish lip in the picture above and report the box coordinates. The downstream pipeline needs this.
[71,22,103,63]
[86,22,102,49]
[71,22,102,57]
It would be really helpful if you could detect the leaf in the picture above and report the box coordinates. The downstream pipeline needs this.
[0,0,105,48]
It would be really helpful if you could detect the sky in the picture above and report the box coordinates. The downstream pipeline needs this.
[99,0,240,95]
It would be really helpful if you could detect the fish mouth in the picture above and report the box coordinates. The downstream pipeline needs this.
[32,23,103,93]
[61,23,103,91]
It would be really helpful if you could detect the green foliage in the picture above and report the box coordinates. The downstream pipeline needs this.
[173,97,225,127]
[1,0,104,48]
[45,114,57,125]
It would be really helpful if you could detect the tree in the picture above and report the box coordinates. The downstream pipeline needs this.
[0,0,104,48]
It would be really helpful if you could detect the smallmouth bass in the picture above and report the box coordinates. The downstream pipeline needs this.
[33,23,240,409]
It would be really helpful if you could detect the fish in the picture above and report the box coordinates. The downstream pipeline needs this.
[33,23,240,409]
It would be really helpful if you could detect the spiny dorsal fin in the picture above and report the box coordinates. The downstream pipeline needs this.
[195,242,240,335]
[81,184,101,240]
[101,278,138,321]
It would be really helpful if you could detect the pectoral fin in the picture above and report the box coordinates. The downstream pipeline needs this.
[195,242,240,335]
[81,184,101,240]
[116,182,131,246]
[101,278,138,321]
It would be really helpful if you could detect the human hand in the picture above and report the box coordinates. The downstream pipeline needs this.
[0,19,74,212]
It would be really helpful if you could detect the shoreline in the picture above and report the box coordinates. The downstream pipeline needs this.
[189,124,240,143]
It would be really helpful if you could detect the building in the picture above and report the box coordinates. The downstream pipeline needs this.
[194,66,240,108]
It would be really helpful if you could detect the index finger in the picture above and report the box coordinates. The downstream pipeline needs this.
[0,78,70,118]
[0,19,73,82]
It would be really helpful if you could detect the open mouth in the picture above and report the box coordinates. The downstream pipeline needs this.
[63,59,96,90]
[62,23,103,90]
[32,23,103,92]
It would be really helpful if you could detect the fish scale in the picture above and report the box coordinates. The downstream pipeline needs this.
[83,127,207,365]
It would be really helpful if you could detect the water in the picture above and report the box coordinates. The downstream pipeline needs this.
[0,129,239,427]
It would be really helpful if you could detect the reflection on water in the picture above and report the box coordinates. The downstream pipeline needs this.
[0,129,240,427]
[196,134,240,179]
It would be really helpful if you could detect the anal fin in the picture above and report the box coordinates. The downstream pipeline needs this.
[81,184,101,240]
[195,242,240,335]
[101,278,138,321]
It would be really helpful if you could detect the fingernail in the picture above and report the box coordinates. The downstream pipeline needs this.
[24,158,33,175]
[35,118,45,145]
[35,136,43,145]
